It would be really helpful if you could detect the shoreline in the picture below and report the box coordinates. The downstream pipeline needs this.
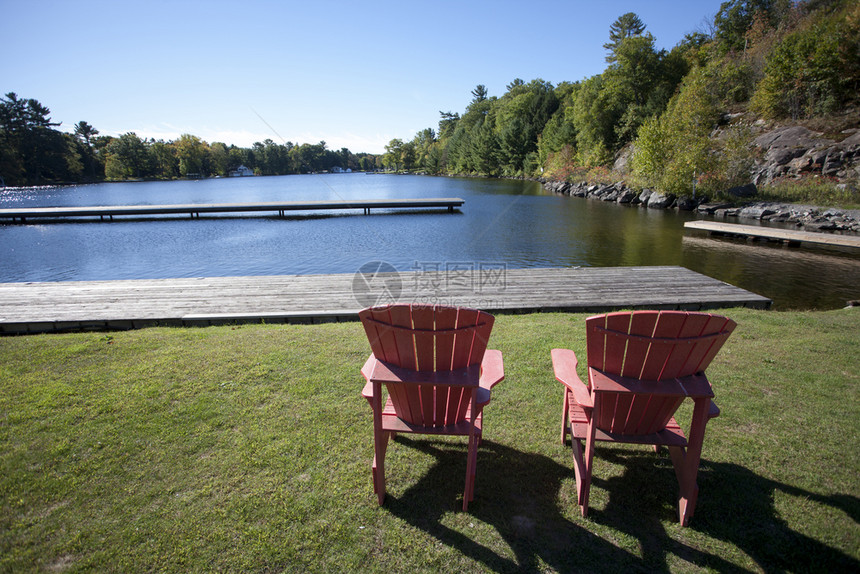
[542,179,860,234]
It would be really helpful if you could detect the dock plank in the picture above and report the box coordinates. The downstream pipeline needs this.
[684,220,860,250]
[0,198,465,221]
[0,266,770,333]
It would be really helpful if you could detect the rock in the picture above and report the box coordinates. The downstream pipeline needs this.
[697,202,734,214]
[739,205,777,219]
[823,155,843,176]
[571,184,587,197]
[675,196,697,211]
[788,155,813,172]
[766,147,804,166]
[803,220,839,231]
[715,207,742,218]
[841,131,860,147]
[613,145,634,174]
[637,189,653,205]
[647,192,675,209]
[725,183,757,198]
[766,212,793,222]
[754,126,833,149]
[617,189,637,204]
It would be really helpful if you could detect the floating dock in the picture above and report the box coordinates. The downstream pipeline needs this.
[0,266,771,334]
[0,198,465,222]
[684,220,860,250]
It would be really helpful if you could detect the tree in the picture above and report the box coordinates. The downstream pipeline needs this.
[208,142,231,176]
[471,84,488,103]
[149,140,178,179]
[604,12,647,62]
[73,121,100,180]
[438,111,459,140]
[750,9,858,119]
[631,68,722,195]
[383,138,404,171]
[174,134,208,177]
[469,118,499,175]
[105,133,151,179]
[73,121,98,146]
[411,128,437,172]
[713,0,792,53]
[494,79,558,175]
[0,92,68,184]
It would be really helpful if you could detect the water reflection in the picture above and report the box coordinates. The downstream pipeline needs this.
[682,235,860,309]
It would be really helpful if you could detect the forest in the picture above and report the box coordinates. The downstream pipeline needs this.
[383,0,859,197]
[1,0,858,195]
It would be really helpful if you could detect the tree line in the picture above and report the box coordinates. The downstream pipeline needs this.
[2,1,857,192]
[382,0,858,196]
[0,97,381,187]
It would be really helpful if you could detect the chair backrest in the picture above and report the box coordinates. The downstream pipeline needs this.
[359,304,495,427]
[585,311,736,435]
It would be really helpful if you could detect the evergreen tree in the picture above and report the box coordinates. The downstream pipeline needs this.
[604,12,647,62]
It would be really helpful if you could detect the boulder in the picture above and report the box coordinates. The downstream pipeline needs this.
[754,126,833,149]
[617,189,637,204]
[766,147,804,166]
[675,196,697,211]
[697,202,734,214]
[647,192,676,209]
[715,207,742,218]
[739,205,777,219]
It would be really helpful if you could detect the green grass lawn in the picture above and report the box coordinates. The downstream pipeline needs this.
[1,309,858,573]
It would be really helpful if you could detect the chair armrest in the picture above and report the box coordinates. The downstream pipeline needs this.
[708,399,720,419]
[588,369,714,400]
[551,349,592,408]
[369,359,481,387]
[479,349,504,390]
[361,355,376,399]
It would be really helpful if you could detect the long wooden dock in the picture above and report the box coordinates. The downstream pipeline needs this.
[684,220,860,250]
[0,198,465,222]
[0,266,770,334]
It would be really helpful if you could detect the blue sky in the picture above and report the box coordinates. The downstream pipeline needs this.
[3,0,727,154]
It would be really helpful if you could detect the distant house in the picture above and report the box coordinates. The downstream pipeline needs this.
[229,165,254,177]
[330,166,352,173]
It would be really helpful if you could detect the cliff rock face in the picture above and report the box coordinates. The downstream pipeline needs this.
[752,125,860,185]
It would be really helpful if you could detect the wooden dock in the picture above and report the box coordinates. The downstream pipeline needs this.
[0,266,771,334]
[0,198,465,222]
[684,220,860,250]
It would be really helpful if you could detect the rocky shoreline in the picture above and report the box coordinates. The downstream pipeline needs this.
[542,179,860,233]
[542,123,860,234]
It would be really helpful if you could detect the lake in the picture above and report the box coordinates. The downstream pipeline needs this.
[1,174,858,310]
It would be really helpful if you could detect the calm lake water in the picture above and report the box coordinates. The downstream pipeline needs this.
[2,174,859,310]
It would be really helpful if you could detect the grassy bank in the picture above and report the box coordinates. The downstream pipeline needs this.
[1,309,858,572]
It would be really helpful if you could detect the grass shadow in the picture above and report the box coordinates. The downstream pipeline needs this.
[588,448,860,573]
[379,438,859,573]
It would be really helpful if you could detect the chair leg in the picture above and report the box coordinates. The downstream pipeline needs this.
[578,426,596,517]
[463,428,480,511]
[671,398,711,525]
[561,387,571,444]
[372,430,391,505]
[370,384,389,506]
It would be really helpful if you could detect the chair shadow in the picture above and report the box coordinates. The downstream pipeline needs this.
[379,438,860,573]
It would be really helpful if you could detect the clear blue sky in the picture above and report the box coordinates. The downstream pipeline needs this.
[2,0,727,154]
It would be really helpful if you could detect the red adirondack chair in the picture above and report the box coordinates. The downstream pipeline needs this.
[552,310,736,525]
[359,304,504,511]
